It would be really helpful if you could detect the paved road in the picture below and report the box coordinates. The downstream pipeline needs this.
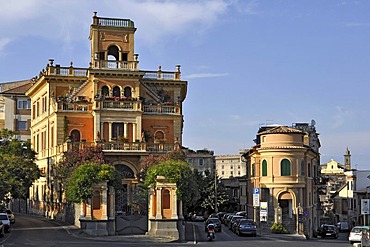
[0,214,352,247]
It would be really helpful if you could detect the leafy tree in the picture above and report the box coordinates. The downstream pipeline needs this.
[191,170,229,214]
[66,163,120,203]
[0,129,40,201]
[54,146,106,188]
[144,159,199,210]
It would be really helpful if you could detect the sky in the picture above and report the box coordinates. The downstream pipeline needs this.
[1,0,370,170]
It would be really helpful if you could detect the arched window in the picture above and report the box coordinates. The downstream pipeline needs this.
[162,189,170,209]
[113,86,121,97]
[70,129,81,142]
[107,45,119,61]
[101,86,109,97]
[154,131,165,142]
[301,160,305,176]
[124,86,132,98]
[262,160,267,176]
[281,159,291,176]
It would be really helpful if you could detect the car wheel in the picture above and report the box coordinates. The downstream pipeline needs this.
[0,228,4,237]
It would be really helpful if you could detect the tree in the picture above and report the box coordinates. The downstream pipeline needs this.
[191,170,229,214]
[144,159,199,211]
[54,146,106,189]
[0,129,40,201]
[66,163,120,203]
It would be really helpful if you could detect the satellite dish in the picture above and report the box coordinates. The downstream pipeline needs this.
[311,119,316,126]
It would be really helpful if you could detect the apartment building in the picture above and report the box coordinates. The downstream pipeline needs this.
[184,148,215,176]
[215,154,246,179]
[0,80,32,140]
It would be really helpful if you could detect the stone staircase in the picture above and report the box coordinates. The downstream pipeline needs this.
[282,216,296,234]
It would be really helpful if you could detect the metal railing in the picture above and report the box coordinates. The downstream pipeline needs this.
[56,141,179,153]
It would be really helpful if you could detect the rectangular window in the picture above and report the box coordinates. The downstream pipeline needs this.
[199,159,204,166]
[17,121,27,131]
[17,100,31,109]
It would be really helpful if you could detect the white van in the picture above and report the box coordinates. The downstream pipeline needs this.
[337,221,349,232]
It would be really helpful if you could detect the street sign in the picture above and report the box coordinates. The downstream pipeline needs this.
[253,194,260,207]
[253,188,260,207]
[361,199,370,215]
[260,202,268,221]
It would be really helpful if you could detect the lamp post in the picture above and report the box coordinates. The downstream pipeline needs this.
[214,167,218,213]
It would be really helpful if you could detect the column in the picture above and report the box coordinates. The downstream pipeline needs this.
[101,183,108,220]
[108,122,112,141]
[171,187,178,219]
[109,186,115,219]
[124,123,128,139]
[86,198,92,220]
[132,123,136,141]
[80,203,85,218]
[178,200,183,219]
[156,188,162,219]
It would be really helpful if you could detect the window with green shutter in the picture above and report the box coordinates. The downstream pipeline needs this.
[262,160,267,176]
[281,159,291,176]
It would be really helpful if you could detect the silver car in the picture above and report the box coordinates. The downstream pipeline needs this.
[0,213,10,233]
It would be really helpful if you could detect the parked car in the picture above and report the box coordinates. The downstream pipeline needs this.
[336,221,349,232]
[317,224,338,238]
[349,226,370,245]
[0,213,10,233]
[204,217,222,232]
[236,219,257,236]
[228,215,244,230]
[0,221,4,237]
[215,212,226,221]
[231,217,245,233]
[6,209,15,224]
[192,214,205,222]
[224,213,237,227]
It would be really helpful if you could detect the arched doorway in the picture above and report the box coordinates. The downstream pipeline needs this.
[114,164,148,235]
[278,192,296,233]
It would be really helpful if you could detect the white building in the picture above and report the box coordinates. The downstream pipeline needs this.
[215,154,246,179]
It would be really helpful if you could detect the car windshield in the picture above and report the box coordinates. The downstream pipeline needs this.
[0,215,8,220]
[352,227,363,233]
[240,220,254,225]
[208,219,219,224]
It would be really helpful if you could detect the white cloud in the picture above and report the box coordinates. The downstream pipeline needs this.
[332,106,352,129]
[0,0,233,57]
[345,22,370,27]
[0,38,12,56]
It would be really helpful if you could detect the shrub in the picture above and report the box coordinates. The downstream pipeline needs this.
[271,222,289,234]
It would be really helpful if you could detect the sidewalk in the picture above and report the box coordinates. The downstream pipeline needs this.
[258,224,307,241]
[68,228,177,243]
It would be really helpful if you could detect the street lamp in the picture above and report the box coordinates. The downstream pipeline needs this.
[215,170,218,213]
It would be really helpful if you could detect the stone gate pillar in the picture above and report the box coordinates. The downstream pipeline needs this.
[146,176,184,241]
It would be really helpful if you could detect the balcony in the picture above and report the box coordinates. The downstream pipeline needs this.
[56,102,92,112]
[143,104,180,114]
[93,60,138,70]
[56,141,179,154]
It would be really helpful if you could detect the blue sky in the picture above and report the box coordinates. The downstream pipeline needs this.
[1,0,370,169]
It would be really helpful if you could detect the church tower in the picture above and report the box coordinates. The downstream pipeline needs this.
[344,147,351,170]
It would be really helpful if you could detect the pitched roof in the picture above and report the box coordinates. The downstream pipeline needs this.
[259,125,304,135]
[0,80,33,95]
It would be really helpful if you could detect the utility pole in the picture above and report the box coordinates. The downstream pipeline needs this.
[214,166,218,213]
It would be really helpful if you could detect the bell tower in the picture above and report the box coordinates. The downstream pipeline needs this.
[344,147,351,170]
[89,12,139,70]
